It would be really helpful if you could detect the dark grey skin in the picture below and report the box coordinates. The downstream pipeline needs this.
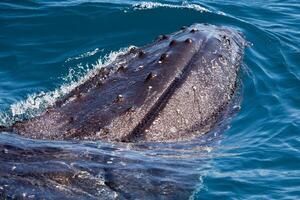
[0,24,246,142]
[0,137,201,199]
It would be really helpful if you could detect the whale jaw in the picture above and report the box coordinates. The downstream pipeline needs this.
[9,24,246,142]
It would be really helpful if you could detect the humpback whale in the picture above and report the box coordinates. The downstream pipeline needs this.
[0,24,246,142]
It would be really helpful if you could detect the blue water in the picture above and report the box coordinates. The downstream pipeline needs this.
[0,0,300,199]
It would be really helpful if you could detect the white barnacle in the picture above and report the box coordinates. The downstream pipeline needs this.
[170,127,177,133]
[219,55,228,65]
[135,65,144,71]
[96,131,102,137]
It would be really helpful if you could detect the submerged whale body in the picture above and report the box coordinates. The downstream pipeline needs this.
[2,24,246,142]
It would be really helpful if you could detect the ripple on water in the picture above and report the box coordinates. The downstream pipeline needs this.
[0,0,300,199]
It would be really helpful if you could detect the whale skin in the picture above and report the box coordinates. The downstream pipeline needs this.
[2,24,247,142]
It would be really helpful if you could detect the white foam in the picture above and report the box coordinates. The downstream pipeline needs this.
[217,11,227,16]
[1,46,133,125]
[66,48,102,62]
[133,1,211,13]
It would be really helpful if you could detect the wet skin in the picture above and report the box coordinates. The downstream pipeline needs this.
[1,24,246,142]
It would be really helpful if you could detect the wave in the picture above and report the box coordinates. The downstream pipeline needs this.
[41,0,211,13]
[0,46,134,126]
[132,1,211,13]
[65,48,102,62]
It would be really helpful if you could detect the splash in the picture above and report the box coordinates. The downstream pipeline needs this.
[66,48,102,62]
[133,1,211,13]
[0,46,134,126]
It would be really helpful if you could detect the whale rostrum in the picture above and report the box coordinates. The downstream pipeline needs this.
[2,24,247,142]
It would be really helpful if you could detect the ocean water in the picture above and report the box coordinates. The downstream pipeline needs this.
[0,0,300,199]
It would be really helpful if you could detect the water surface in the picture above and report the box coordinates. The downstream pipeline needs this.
[0,0,300,199]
